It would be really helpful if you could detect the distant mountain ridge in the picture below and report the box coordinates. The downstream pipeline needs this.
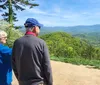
[20,24,100,34]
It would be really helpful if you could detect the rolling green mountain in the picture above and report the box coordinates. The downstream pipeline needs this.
[20,24,100,34]
[41,24,100,34]
[40,32,100,60]
[73,32,100,47]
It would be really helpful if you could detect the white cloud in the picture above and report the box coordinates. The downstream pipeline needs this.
[53,5,61,13]
[25,7,47,15]
[24,7,59,17]
[14,0,100,26]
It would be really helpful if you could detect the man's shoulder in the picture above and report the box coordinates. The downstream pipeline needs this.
[14,36,46,44]
[14,36,24,43]
[36,37,46,44]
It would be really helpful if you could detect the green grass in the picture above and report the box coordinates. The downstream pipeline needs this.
[50,56,100,69]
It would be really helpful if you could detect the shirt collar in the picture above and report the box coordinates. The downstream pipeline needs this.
[25,31,36,36]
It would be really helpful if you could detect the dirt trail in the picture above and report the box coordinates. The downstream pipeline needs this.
[12,60,100,85]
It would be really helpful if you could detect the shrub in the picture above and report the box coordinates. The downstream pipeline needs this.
[0,20,23,47]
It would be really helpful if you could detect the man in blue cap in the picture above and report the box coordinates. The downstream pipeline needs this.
[12,18,53,85]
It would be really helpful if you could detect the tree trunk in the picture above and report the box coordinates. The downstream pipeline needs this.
[8,0,13,25]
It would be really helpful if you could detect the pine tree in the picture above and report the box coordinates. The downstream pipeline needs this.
[0,0,39,25]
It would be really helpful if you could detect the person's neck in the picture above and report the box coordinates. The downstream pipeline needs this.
[25,31,37,36]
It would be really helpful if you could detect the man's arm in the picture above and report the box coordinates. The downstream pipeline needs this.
[12,41,18,79]
[43,42,53,85]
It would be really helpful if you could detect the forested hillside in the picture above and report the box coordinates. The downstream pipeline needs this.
[73,32,100,47]
[40,32,100,60]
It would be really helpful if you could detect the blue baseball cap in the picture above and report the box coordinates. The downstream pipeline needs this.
[24,18,43,28]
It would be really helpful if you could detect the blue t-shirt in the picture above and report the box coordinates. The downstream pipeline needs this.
[0,43,12,85]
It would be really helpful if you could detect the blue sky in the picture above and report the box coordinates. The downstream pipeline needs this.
[1,0,100,26]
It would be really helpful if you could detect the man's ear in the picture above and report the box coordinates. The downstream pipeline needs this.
[32,26,36,32]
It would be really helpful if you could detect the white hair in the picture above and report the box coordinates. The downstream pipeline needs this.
[0,30,7,38]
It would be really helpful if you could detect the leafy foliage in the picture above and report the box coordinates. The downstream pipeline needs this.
[0,20,23,47]
[40,32,100,60]
[50,56,100,69]
[74,32,100,47]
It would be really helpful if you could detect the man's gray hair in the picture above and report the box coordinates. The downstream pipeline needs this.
[0,30,7,38]
[25,27,34,31]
